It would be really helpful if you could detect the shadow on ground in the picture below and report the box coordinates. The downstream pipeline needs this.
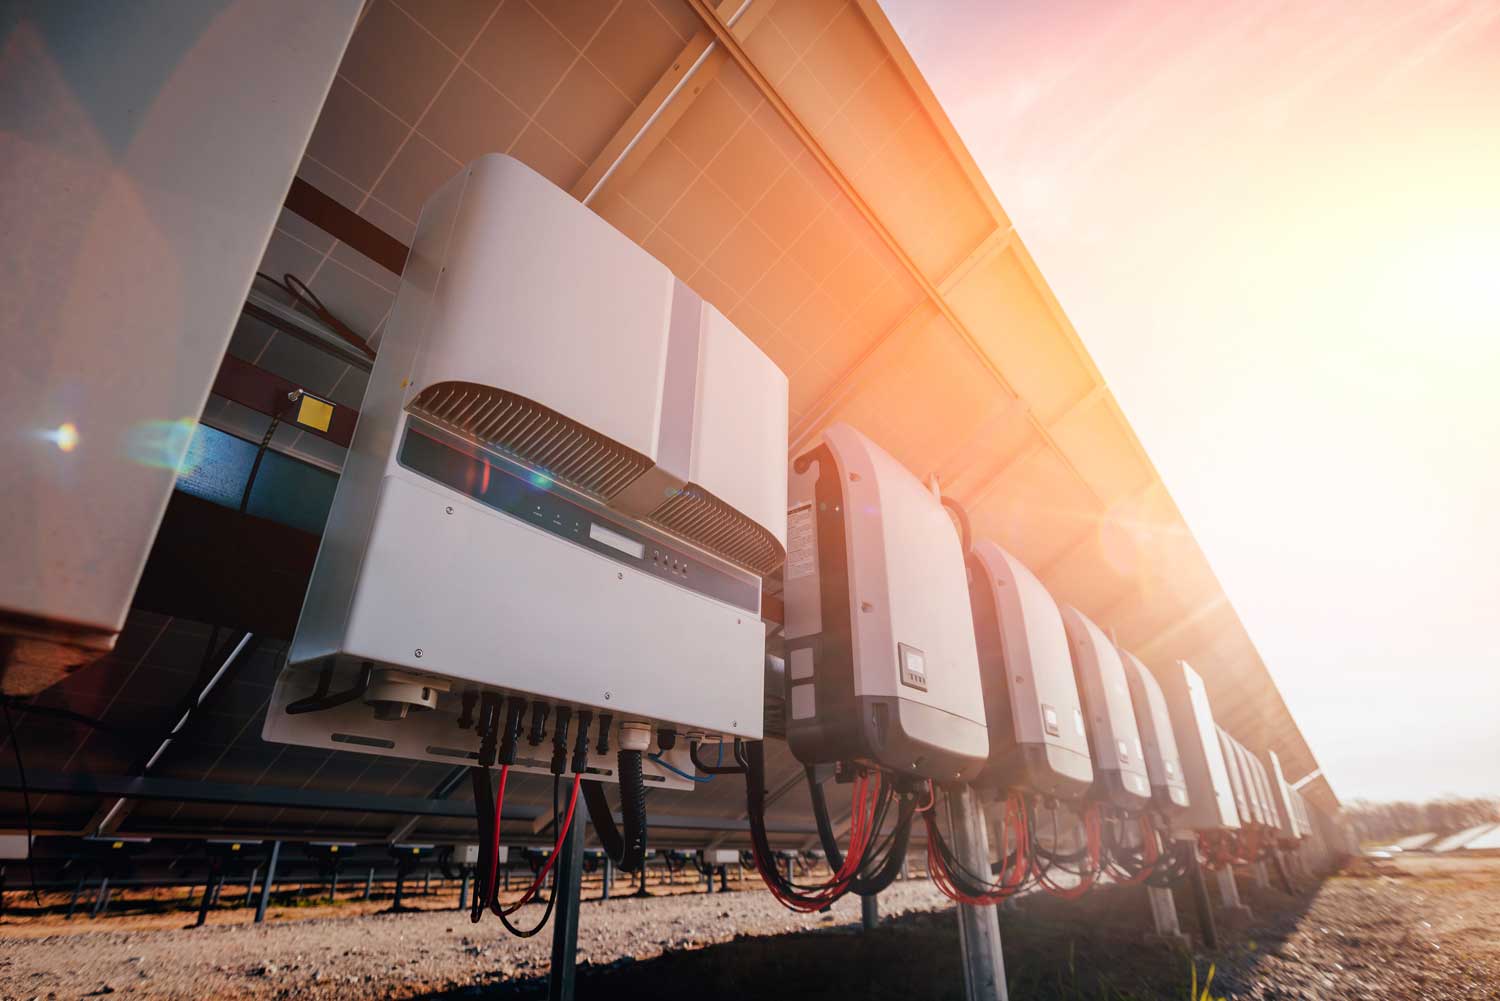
[414,871,1328,1001]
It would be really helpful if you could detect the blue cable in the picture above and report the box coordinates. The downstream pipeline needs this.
[650,740,720,784]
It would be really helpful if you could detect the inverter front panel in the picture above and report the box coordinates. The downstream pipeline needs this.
[1216,728,1254,825]
[1267,749,1302,841]
[1061,606,1151,809]
[967,541,1092,799]
[1155,661,1240,834]
[783,423,987,781]
[271,155,786,782]
[1120,650,1190,811]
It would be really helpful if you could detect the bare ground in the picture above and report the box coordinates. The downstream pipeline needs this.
[3,854,1498,1000]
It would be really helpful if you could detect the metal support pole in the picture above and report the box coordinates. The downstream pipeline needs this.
[394,868,405,910]
[547,797,585,1001]
[704,865,713,893]
[784,855,794,885]
[329,862,340,902]
[717,866,729,892]
[1252,862,1270,890]
[66,874,86,920]
[945,786,1008,1001]
[363,867,374,901]
[1145,831,1187,947]
[1215,866,1249,917]
[1146,886,1184,942]
[458,868,471,911]
[423,869,430,896]
[195,860,221,927]
[860,893,879,930]
[1186,851,1218,950]
[601,858,611,901]
[245,867,259,907]
[255,841,280,924]
[90,877,112,919]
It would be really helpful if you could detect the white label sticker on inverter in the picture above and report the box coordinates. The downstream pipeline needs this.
[786,502,817,580]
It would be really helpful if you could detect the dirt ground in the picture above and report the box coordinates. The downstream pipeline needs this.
[3,853,1498,1000]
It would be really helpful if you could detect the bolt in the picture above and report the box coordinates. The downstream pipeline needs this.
[617,572,623,580]
[414,649,424,659]
[445,506,453,515]
[604,691,612,701]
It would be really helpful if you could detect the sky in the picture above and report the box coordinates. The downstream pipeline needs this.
[883,0,1500,803]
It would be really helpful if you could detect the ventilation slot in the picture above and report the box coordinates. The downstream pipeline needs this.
[648,484,785,576]
[408,381,651,502]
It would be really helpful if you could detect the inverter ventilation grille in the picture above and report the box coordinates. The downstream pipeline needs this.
[408,381,649,501]
[409,381,786,576]
[647,486,785,576]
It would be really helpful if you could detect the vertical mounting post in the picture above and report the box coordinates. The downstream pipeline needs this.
[458,868,471,911]
[90,877,112,919]
[364,867,374,900]
[945,786,1008,1001]
[255,841,281,924]
[547,795,586,1001]
[66,874,86,920]
[195,859,221,927]
[1215,866,1250,916]
[601,857,611,900]
[860,893,879,930]
[245,866,259,907]
[1186,850,1218,950]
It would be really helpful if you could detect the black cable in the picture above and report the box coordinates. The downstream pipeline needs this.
[690,739,745,775]
[255,271,375,360]
[239,392,300,515]
[494,776,560,937]
[468,766,492,924]
[0,697,133,740]
[1,699,43,907]
[616,750,648,873]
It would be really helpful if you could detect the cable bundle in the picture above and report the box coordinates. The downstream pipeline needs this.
[743,742,895,912]
[469,765,582,937]
[1101,812,1165,886]
[921,786,1032,905]
[1028,799,1102,900]
[1197,829,1240,870]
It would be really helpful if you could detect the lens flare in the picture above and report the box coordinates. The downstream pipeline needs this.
[53,423,79,452]
[124,418,201,475]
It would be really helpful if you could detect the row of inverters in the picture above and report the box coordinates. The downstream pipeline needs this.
[260,157,1310,920]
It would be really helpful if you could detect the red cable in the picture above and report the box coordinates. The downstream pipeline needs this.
[499,775,583,915]
[753,771,880,913]
[921,788,1031,906]
[484,765,511,909]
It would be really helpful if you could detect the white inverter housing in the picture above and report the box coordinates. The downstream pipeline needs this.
[1246,749,1282,833]
[1120,649,1190,812]
[1155,661,1240,834]
[965,540,1092,799]
[1267,749,1305,843]
[1060,607,1151,810]
[1233,738,1270,828]
[1216,728,1255,826]
[783,423,987,781]
[265,155,788,788]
